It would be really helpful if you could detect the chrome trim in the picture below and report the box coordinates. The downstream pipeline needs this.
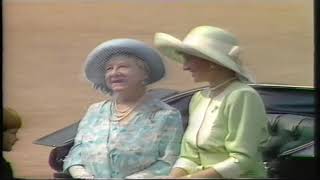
[279,141,314,157]
[248,83,314,89]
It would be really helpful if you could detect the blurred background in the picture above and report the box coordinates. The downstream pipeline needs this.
[3,0,313,178]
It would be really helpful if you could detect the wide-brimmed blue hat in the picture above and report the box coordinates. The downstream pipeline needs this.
[84,39,165,93]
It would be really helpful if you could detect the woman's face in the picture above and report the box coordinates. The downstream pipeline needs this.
[182,54,222,83]
[3,128,19,151]
[105,56,148,93]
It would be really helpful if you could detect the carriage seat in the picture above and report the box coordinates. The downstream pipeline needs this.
[49,113,314,178]
[262,114,314,160]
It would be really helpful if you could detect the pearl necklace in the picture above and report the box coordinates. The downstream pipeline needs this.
[208,77,237,94]
[110,95,145,121]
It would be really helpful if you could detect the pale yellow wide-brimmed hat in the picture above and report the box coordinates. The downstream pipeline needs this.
[154,26,254,82]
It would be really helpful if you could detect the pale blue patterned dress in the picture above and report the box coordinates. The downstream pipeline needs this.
[63,98,183,179]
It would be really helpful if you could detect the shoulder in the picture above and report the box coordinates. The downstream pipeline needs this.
[225,82,261,101]
[78,100,110,127]
[147,98,179,112]
[87,100,111,112]
[0,157,13,180]
[222,82,266,113]
[145,98,182,122]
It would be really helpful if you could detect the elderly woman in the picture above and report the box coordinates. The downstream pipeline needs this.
[154,26,270,178]
[62,39,183,179]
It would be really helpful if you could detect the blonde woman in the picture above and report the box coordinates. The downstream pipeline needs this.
[63,39,183,179]
[154,26,270,178]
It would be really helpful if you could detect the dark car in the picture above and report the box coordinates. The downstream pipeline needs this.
[34,83,316,178]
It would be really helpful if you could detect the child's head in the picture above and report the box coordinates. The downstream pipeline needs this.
[3,107,22,151]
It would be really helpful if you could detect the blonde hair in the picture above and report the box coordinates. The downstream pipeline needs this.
[3,107,22,131]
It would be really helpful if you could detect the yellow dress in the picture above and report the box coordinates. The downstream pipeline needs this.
[173,81,270,178]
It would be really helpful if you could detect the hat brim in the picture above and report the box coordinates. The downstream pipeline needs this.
[154,33,252,82]
[84,39,165,93]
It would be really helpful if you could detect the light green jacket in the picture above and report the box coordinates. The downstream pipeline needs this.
[173,81,270,178]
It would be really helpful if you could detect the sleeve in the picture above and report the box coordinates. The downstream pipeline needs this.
[125,109,184,178]
[62,103,98,174]
[206,90,269,178]
[172,92,202,174]
[172,137,202,174]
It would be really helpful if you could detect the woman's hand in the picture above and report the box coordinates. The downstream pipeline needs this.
[152,175,175,179]
[75,174,95,179]
[169,167,188,178]
[69,165,94,179]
